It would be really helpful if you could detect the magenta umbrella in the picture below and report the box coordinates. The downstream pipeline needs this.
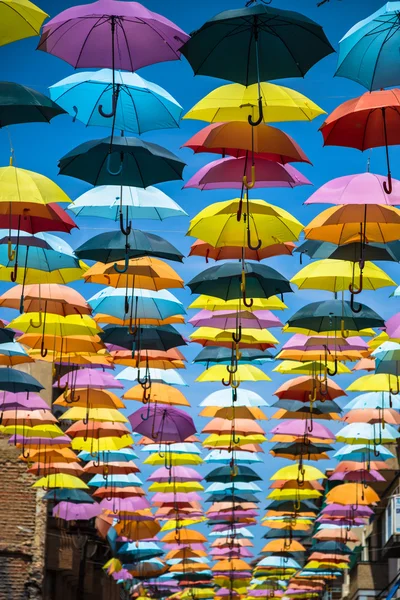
[385,313,400,338]
[282,334,368,352]
[183,157,311,190]
[304,172,400,206]
[38,0,189,71]
[152,492,201,503]
[321,504,373,517]
[111,569,133,582]
[128,406,196,443]
[56,368,124,390]
[100,496,150,511]
[9,435,71,447]
[270,420,334,439]
[329,469,385,482]
[189,309,283,330]
[0,392,49,411]
[53,501,102,521]
[163,543,206,552]
[317,518,367,526]
[147,466,203,482]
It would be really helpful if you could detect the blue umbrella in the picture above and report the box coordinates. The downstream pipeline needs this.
[116,366,187,387]
[344,391,400,410]
[204,450,262,464]
[336,2,400,91]
[87,473,143,487]
[89,287,185,321]
[50,69,183,133]
[334,443,395,462]
[78,448,138,462]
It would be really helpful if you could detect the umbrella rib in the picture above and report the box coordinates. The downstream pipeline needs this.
[3,3,44,36]
[188,22,248,77]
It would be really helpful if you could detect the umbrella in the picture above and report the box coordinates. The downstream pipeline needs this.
[0,81,65,126]
[58,136,186,187]
[100,324,186,352]
[195,364,270,384]
[305,172,400,206]
[123,383,189,407]
[269,421,334,441]
[190,327,277,350]
[190,240,295,263]
[183,122,311,163]
[0,0,47,47]
[0,369,43,393]
[335,3,400,91]
[193,347,273,366]
[50,69,182,133]
[326,483,379,505]
[295,239,400,263]
[184,158,311,191]
[201,388,266,408]
[187,262,292,307]
[117,367,186,387]
[184,82,325,124]
[320,89,400,194]
[189,309,282,330]
[189,295,287,312]
[0,342,33,366]
[53,502,102,521]
[129,406,196,443]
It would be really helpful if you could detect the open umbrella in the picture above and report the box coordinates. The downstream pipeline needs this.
[0,0,47,47]
[129,406,196,443]
[190,240,295,263]
[0,82,65,126]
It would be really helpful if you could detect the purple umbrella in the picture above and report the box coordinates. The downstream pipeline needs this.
[320,504,373,517]
[317,518,367,526]
[163,543,206,552]
[304,172,400,206]
[270,420,334,440]
[385,313,400,338]
[128,406,196,443]
[184,157,312,190]
[53,501,102,521]
[100,497,150,511]
[9,435,71,447]
[329,469,385,482]
[152,492,201,503]
[111,569,133,581]
[56,368,123,390]
[207,511,258,519]
[0,392,49,411]
[282,334,368,352]
[189,309,283,330]
[147,466,203,482]
[217,590,241,597]
[38,0,189,71]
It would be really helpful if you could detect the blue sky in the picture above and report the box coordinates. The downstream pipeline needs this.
[2,0,399,555]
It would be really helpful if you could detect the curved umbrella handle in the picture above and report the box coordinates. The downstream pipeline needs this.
[106,153,123,176]
[140,402,151,422]
[243,165,256,190]
[384,172,393,195]
[242,289,253,309]
[232,429,241,445]
[222,375,232,387]
[231,378,240,390]
[373,445,381,458]
[7,239,15,261]
[350,293,362,314]
[40,337,48,358]
[247,227,262,251]
[226,362,238,374]
[114,253,129,274]
[98,89,118,119]
[390,377,400,396]
[248,97,264,127]
[293,497,301,512]
[30,311,43,329]
[297,466,305,487]
[10,261,18,283]
[327,359,338,377]
[232,326,242,345]
[340,319,350,339]
[128,319,138,337]
[349,265,363,295]
[119,211,132,236]
[307,412,313,433]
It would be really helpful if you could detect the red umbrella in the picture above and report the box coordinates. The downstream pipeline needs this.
[320,89,400,194]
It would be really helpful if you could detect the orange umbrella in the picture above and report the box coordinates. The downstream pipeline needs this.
[274,376,346,402]
[27,461,84,476]
[123,383,190,407]
[0,284,91,316]
[113,356,185,369]
[200,406,267,420]
[66,421,130,438]
[169,563,210,573]
[0,353,34,367]
[262,539,306,552]
[161,529,207,544]
[212,559,250,572]
[18,333,105,354]
[84,461,140,475]
[54,389,125,409]
[313,529,360,543]
[165,549,207,560]
[111,348,186,362]
[114,519,161,540]
[189,239,295,262]
[352,358,375,372]
[202,418,265,435]
[334,460,388,471]
[326,483,380,505]
[344,408,400,425]
[93,486,145,499]
[20,447,79,463]
[271,409,340,421]
[83,257,184,290]
[211,539,253,547]
[1,409,58,426]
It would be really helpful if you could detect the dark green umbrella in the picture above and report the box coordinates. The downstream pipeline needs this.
[287,300,384,335]
[0,329,16,343]
[58,135,186,187]
[187,262,292,307]
[100,325,186,352]
[263,529,309,539]
[205,465,261,483]
[205,492,260,503]
[295,239,400,263]
[193,346,273,366]
[272,400,342,415]
[180,4,333,123]
[75,229,184,272]
[43,489,94,503]
[267,500,318,512]
[0,368,43,393]
[270,441,334,460]
[0,82,65,127]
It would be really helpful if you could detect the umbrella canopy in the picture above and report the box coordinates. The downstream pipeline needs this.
[0,81,64,126]
[0,369,43,393]
[0,0,47,47]
[100,324,186,352]
[304,172,400,206]
[89,287,185,321]
[287,300,384,333]
[129,406,196,443]
[190,240,295,262]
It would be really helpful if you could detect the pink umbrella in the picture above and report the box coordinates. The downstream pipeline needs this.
[329,469,385,482]
[321,504,373,517]
[147,466,203,482]
[210,548,254,557]
[270,420,334,439]
[53,502,102,521]
[152,492,201,503]
[111,569,133,581]
[56,368,124,390]
[304,172,400,206]
[0,392,49,410]
[129,406,196,443]
[282,334,368,352]
[385,313,400,338]
[189,309,283,329]
[183,157,311,190]
[100,497,150,511]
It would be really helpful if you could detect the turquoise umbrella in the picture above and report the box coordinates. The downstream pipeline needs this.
[204,450,262,464]
[87,473,143,487]
[89,287,185,321]
[334,443,395,462]
[116,367,187,387]
[50,69,183,133]
[140,442,201,455]
[336,2,400,91]
[336,422,400,444]
[0,230,80,271]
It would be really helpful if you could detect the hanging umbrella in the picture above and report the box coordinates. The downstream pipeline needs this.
[269,421,334,441]
[295,239,400,263]
[184,158,311,191]
[100,324,186,352]
[326,483,379,505]
[0,0,47,47]
[0,283,90,317]
[50,69,182,133]
[193,347,273,366]
[335,422,400,445]
[190,240,295,263]
[335,3,400,91]
[129,406,196,443]
[190,327,277,350]
[270,441,332,461]
[189,309,282,330]
[0,369,43,393]
[0,342,33,366]
[274,376,346,403]
[117,367,187,387]
[189,295,287,312]
[196,364,270,384]
[305,172,400,206]
[58,136,185,187]
[320,89,400,194]
[0,81,65,126]
[89,287,185,321]
[184,82,325,124]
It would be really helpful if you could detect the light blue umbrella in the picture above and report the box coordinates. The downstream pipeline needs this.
[257,557,300,569]
[89,287,185,321]
[205,481,262,494]
[87,473,143,487]
[0,342,30,360]
[116,366,187,387]
[0,230,80,271]
[78,448,138,462]
[50,69,183,133]
[209,527,253,538]
[334,443,394,461]
[336,2,400,90]
[344,391,400,410]
[336,422,400,444]
[204,450,262,464]
[140,442,201,455]
[69,184,187,221]
[200,388,267,408]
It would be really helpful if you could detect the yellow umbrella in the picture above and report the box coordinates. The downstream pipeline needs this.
[196,364,270,383]
[203,433,267,447]
[271,465,326,482]
[0,262,88,285]
[183,82,325,123]
[71,434,133,452]
[190,327,278,348]
[189,294,287,311]
[149,482,204,493]
[59,408,128,423]
[0,165,71,205]
[282,324,376,337]
[187,199,303,248]
[144,453,203,466]
[291,259,396,292]
[32,474,88,489]
[0,0,48,47]
[276,349,364,362]
[9,313,101,337]
[267,489,322,501]
[160,518,207,531]
[273,360,351,375]
[347,373,400,393]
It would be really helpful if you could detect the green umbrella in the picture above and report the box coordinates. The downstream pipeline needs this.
[295,239,400,263]
[187,262,292,307]
[0,82,65,127]
[100,324,187,352]
[58,135,186,187]
[180,4,333,124]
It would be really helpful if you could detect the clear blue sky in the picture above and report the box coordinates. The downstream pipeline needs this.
[1,0,398,555]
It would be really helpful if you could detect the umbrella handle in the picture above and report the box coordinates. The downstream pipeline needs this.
[124,295,130,315]
[106,153,123,176]
[222,374,232,387]
[247,226,262,251]
[226,362,238,374]
[307,412,313,433]
[383,172,393,195]
[308,387,317,403]
[114,253,129,274]
[349,269,363,295]
[98,88,119,119]
[242,288,253,309]
[390,378,400,395]
[243,165,256,190]
[373,445,381,457]
[293,497,301,512]
[232,326,242,345]
[10,261,18,283]
[319,378,328,397]
[232,428,241,445]
[350,293,362,314]
[327,359,338,377]
[140,402,151,422]
[40,337,48,358]
[230,463,238,478]
[119,211,132,236]
[248,97,263,127]
[30,311,43,329]
[297,466,305,487]
[340,319,350,339]
[7,239,15,261]
[230,378,240,390]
